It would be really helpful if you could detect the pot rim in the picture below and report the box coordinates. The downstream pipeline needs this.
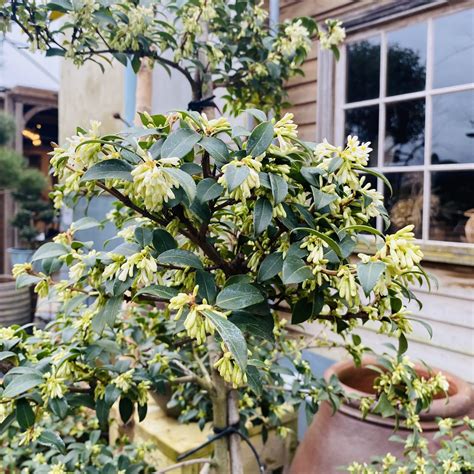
[324,356,473,422]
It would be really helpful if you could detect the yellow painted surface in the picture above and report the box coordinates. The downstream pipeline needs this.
[59,60,124,143]
[110,397,297,474]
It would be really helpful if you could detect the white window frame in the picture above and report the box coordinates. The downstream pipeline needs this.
[334,5,474,251]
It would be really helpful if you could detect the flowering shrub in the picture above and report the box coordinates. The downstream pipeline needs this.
[0,108,434,472]
[347,417,474,474]
[2,1,344,114]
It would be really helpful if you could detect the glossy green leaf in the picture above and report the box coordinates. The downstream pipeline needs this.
[201,309,247,370]
[199,137,230,164]
[82,159,133,182]
[3,373,44,398]
[224,164,249,192]
[157,249,203,269]
[119,397,134,424]
[253,197,272,235]
[38,430,66,454]
[196,178,224,202]
[71,217,101,232]
[292,228,342,258]
[216,283,264,310]
[92,297,122,333]
[152,229,177,254]
[247,121,274,157]
[16,399,35,430]
[357,261,386,296]
[134,284,179,300]
[31,242,68,262]
[282,256,313,285]
[161,128,201,159]
[246,366,263,396]
[163,168,196,203]
[257,252,283,282]
[196,270,217,304]
[312,187,338,209]
[269,173,288,204]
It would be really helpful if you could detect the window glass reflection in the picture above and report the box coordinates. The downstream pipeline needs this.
[430,171,474,242]
[387,23,427,96]
[345,106,379,167]
[434,9,474,88]
[432,91,474,165]
[384,99,425,166]
[347,36,380,102]
[384,172,423,238]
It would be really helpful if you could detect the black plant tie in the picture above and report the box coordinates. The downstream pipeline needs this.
[187,95,220,113]
[176,422,266,473]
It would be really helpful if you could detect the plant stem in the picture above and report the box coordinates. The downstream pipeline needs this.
[228,390,243,474]
[208,336,230,474]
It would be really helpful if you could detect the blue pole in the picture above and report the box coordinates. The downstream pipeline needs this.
[124,62,137,125]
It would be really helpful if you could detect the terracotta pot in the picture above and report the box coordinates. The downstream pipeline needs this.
[150,386,182,418]
[291,357,473,474]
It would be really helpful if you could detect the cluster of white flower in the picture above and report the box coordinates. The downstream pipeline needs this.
[131,156,180,212]
[109,4,154,51]
[218,156,262,202]
[319,19,346,50]
[214,350,247,388]
[117,247,157,287]
[273,113,298,152]
[277,20,312,57]
[380,225,423,272]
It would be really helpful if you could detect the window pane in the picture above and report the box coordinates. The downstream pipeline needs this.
[345,106,379,167]
[432,90,474,165]
[387,23,427,96]
[430,171,474,242]
[434,9,474,88]
[347,37,380,102]
[384,99,425,166]
[384,172,423,238]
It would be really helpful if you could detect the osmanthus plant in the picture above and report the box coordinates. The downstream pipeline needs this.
[2,110,431,473]
[1,0,345,114]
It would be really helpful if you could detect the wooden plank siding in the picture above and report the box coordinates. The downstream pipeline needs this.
[281,0,474,383]
[281,0,389,140]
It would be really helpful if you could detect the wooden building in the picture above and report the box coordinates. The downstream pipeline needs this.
[281,0,474,382]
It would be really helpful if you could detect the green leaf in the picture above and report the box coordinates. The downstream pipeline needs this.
[257,252,283,282]
[253,198,272,235]
[119,397,134,424]
[224,164,249,192]
[269,173,288,204]
[246,366,263,396]
[357,167,393,195]
[201,309,247,370]
[343,224,384,238]
[104,384,121,406]
[292,228,342,258]
[230,311,274,341]
[163,168,196,203]
[161,128,201,159]
[357,261,386,296]
[92,297,122,333]
[196,270,217,304]
[292,299,312,325]
[49,397,69,419]
[196,178,224,202]
[282,256,313,285]
[16,399,35,430]
[134,227,153,247]
[216,283,264,310]
[199,137,230,165]
[134,284,179,300]
[152,229,177,254]
[373,392,396,418]
[38,430,66,454]
[82,159,133,182]
[0,351,16,361]
[245,108,267,123]
[410,318,433,339]
[247,121,274,157]
[31,242,68,262]
[312,187,338,209]
[300,166,325,186]
[157,249,203,269]
[3,373,44,398]
[16,274,42,288]
[0,412,15,436]
[398,333,408,355]
[71,217,101,232]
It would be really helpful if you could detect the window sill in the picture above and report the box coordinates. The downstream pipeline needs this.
[355,236,474,267]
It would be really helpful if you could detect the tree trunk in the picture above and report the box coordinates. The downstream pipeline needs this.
[135,60,153,124]
[228,390,243,474]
